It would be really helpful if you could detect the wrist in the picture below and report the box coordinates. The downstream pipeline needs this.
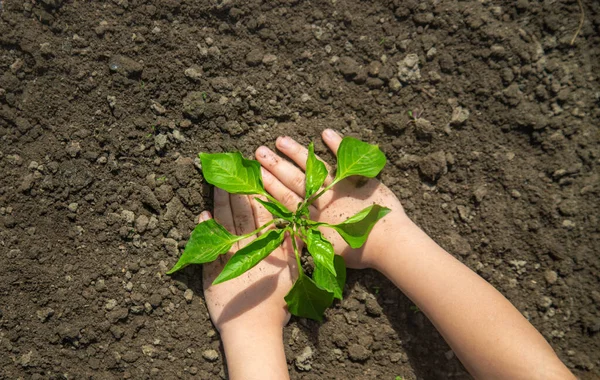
[220,318,283,343]
[220,322,289,380]
[365,212,419,271]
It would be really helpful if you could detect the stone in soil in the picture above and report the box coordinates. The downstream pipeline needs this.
[108,55,143,77]
[347,343,371,362]
[365,298,383,316]
[418,151,448,182]
[295,346,313,371]
[184,66,203,81]
[184,289,193,303]
[397,53,421,84]
[338,56,360,78]
[182,92,208,120]
[450,106,470,126]
[202,349,219,362]
[36,307,55,323]
[245,49,264,66]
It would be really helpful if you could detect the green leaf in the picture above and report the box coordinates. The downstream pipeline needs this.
[328,204,391,249]
[334,137,386,181]
[313,255,346,299]
[167,219,241,274]
[305,142,328,199]
[200,152,266,195]
[305,228,336,276]
[284,273,334,321]
[255,198,293,219]
[213,229,286,285]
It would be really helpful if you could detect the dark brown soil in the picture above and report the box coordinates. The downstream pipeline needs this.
[1,0,599,378]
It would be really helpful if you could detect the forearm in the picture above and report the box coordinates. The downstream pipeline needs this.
[221,323,289,380]
[372,218,573,379]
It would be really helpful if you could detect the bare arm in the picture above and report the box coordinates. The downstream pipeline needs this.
[370,215,574,380]
[257,129,575,380]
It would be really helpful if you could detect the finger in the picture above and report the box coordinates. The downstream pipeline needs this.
[197,210,212,224]
[213,188,237,259]
[250,195,273,235]
[260,168,319,217]
[274,136,335,186]
[214,188,235,234]
[256,145,306,197]
[322,128,343,156]
[230,194,256,247]
[260,167,304,211]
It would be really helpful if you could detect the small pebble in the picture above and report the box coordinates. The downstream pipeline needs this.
[295,346,313,371]
[544,270,558,284]
[202,349,219,362]
[184,289,194,303]
[105,299,118,311]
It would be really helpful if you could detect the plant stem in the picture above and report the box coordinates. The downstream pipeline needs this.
[290,229,303,276]
[238,219,274,240]
[302,179,339,208]
[264,192,291,213]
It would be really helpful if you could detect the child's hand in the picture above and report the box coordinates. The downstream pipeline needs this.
[202,188,297,335]
[255,129,411,269]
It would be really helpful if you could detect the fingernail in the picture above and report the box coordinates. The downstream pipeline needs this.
[323,129,336,138]
[277,136,291,149]
[260,167,271,178]
[256,146,269,158]
[199,211,211,222]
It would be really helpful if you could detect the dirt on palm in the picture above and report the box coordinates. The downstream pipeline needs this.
[1,0,599,379]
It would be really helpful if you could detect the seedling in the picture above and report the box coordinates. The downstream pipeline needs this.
[407,108,424,126]
[167,137,390,321]
[146,125,156,139]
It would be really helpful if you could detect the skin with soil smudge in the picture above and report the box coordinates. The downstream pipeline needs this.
[0,0,598,378]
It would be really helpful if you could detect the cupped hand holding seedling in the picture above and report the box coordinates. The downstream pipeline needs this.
[257,129,406,270]
[168,129,400,321]
[200,190,297,333]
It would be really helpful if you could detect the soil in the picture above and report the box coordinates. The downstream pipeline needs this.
[1,0,599,379]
